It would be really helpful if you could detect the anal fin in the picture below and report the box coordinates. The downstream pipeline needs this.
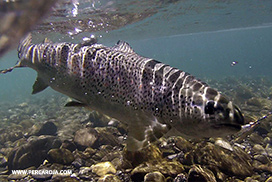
[32,76,48,94]
[65,101,87,107]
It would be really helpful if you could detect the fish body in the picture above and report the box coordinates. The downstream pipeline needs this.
[14,35,244,151]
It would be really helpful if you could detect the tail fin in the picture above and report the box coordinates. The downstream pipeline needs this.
[0,61,21,74]
[18,33,32,59]
[0,34,31,74]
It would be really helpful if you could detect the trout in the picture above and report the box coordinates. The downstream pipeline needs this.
[2,34,244,151]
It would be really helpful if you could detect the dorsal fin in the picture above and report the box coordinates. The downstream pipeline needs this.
[43,37,53,44]
[113,40,135,54]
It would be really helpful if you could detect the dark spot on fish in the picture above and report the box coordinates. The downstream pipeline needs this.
[60,45,69,63]
[204,101,215,115]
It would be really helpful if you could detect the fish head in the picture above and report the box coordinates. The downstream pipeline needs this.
[200,98,244,137]
[173,92,244,138]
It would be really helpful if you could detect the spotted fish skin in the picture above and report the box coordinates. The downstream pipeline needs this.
[16,34,244,151]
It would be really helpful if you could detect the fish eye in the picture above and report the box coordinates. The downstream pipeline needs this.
[204,101,215,115]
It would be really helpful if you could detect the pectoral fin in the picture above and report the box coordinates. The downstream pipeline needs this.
[126,117,171,151]
[32,76,48,94]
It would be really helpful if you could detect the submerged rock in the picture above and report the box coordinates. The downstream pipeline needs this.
[8,135,61,170]
[144,171,165,182]
[124,145,162,167]
[48,148,75,165]
[7,173,27,180]
[184,142,253,178]
[131,160,184,181]
[187,165,216,182]
[35,121,58,136]
[91,161,117,177]
[98,174,121,182]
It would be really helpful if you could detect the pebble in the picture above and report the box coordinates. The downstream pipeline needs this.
[214,138,233,151]
[48,148,75,165]
[91,162,117,177]
[32,170,52,181]
[144,171,165,182]
[8,135,61,170]
[0,155,7,167]
[244,177,259,182]
[131,160,184,181]
[253,154,270,164]
[98,174,121,182]
[187,165,216,182]
[266,177,272,182]
[252,144,267,155]
[7,173,27,180]
[35,121,57,136]
[173,173,187,182]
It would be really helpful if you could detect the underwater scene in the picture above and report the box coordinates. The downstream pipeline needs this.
[1,0,272,181]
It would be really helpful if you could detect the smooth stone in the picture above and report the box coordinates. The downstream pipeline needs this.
[264,137,272,145]
[214,138,233,151]
[144,171,165,182]
[253,154,270,164]
[0,166,8,175]
[52,176,79,182]
[252,144,267,155]
[8,135,61,170]
[30,121,58,136]
[244,177,259,182]
[254,163,272,173]
[111,157,133,170]
[173,173,187,182]
[172,137,193,152]
[184,142,253,177]
[72,158,84,169]
[32,171,52,181]
[124,145,162,167]
[131,160,184,181]
[249,133,264,145]
[0,155,7,167]
[91,161,117,177]
[79,167,92,175]
[187,165,216,182]
[19,119,34,129]
[98,174,121,182]
[265,144,272,157]
[60,140,77,152]
[73,128,98,150]
[7,173,27,180]
[92,145,113,161]
[48,148,75,165]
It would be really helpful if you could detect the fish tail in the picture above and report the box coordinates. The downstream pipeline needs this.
[0,61,21,74]
[18,33,32,59]
[0,34,31,74]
